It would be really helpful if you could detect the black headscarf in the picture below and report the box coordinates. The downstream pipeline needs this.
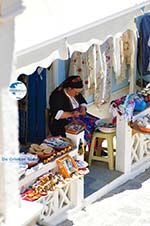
[59,76,83,89]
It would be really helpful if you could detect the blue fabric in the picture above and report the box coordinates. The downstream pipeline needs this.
[36,70,46,142]
[135,15,143,35]
[136,14,150,77]
[67,112,99,145]
[28,68,46,143]
[141,14,150,76]
[28,71,37,143]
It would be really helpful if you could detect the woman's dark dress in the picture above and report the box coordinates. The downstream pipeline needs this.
[49,89,87,137]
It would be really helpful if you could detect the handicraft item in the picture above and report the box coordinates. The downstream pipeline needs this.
[65,120,86,134]
[56,154,78,178]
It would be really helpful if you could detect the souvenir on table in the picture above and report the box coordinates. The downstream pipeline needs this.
[44,136,74,150]
[110,93,148,121]
[65,120,86,134]
[21,189,44,202]
[19,153,39,169]
[134,98,147,112]
[137,86,150,102]
[32,172,65,192]
[29,143,53,154]
[75,160,89,176]
[37,151,54,161]
[29,143,54,161]
[75,159,88,170]
[130,114,150,133]
[56,154,78,178]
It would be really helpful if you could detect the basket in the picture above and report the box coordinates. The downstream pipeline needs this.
[37,151,54,160]
[129,122,150,134]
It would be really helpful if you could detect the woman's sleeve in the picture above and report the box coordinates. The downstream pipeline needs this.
[49,91,66,117]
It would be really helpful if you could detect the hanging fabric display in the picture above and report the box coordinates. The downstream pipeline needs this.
[69,51,87,95]
[86,44,96,90]
[113,33,122,83]
[28,68,46,144]
[114,29,137,84]
[136,13,150,81]
[139,14,150,76]
[98,36,114,104]
[69,39,114,106]
[147,36,150,71]
[68,45,96,99]
[93,44,105,107]
[122,29,137,84]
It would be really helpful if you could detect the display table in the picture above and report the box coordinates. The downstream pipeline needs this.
[19,147,85,225]
[116,106,150,173]
[19,148,80,190]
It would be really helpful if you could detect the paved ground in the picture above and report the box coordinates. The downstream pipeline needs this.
[84,161,122,197]
[56,167,150,226]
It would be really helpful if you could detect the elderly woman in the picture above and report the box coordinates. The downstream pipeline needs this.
[48,76,87,137]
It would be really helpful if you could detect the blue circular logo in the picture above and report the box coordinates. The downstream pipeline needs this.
[8,81,27,100]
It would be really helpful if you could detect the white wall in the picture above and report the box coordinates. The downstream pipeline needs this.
[68,5,150,45]
[0,0,23,222]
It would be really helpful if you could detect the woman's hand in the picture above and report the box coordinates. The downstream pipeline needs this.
[79,106,87,116]
[60,111,80,119]
[72,111,80,118]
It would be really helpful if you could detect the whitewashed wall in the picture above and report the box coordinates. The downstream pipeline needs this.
[0,21,19,226]
[0,1,42,225]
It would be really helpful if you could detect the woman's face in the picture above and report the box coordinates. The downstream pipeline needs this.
[67,88,82,97]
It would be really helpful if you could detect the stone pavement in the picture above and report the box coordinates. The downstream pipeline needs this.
[56,167,150,226]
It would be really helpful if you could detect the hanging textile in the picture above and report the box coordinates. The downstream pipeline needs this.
[98,36,114,104]
[69,51,87,94]
[136,14,150,78]
[68,45,96,99]
[28,68,46,144]
[113,29,137,84]
[147,36,150,71]
[122,29,137,84]
[113,33,122,83]
[86,44,96,90]
[93,44,104,107]
[69,40,114,106]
